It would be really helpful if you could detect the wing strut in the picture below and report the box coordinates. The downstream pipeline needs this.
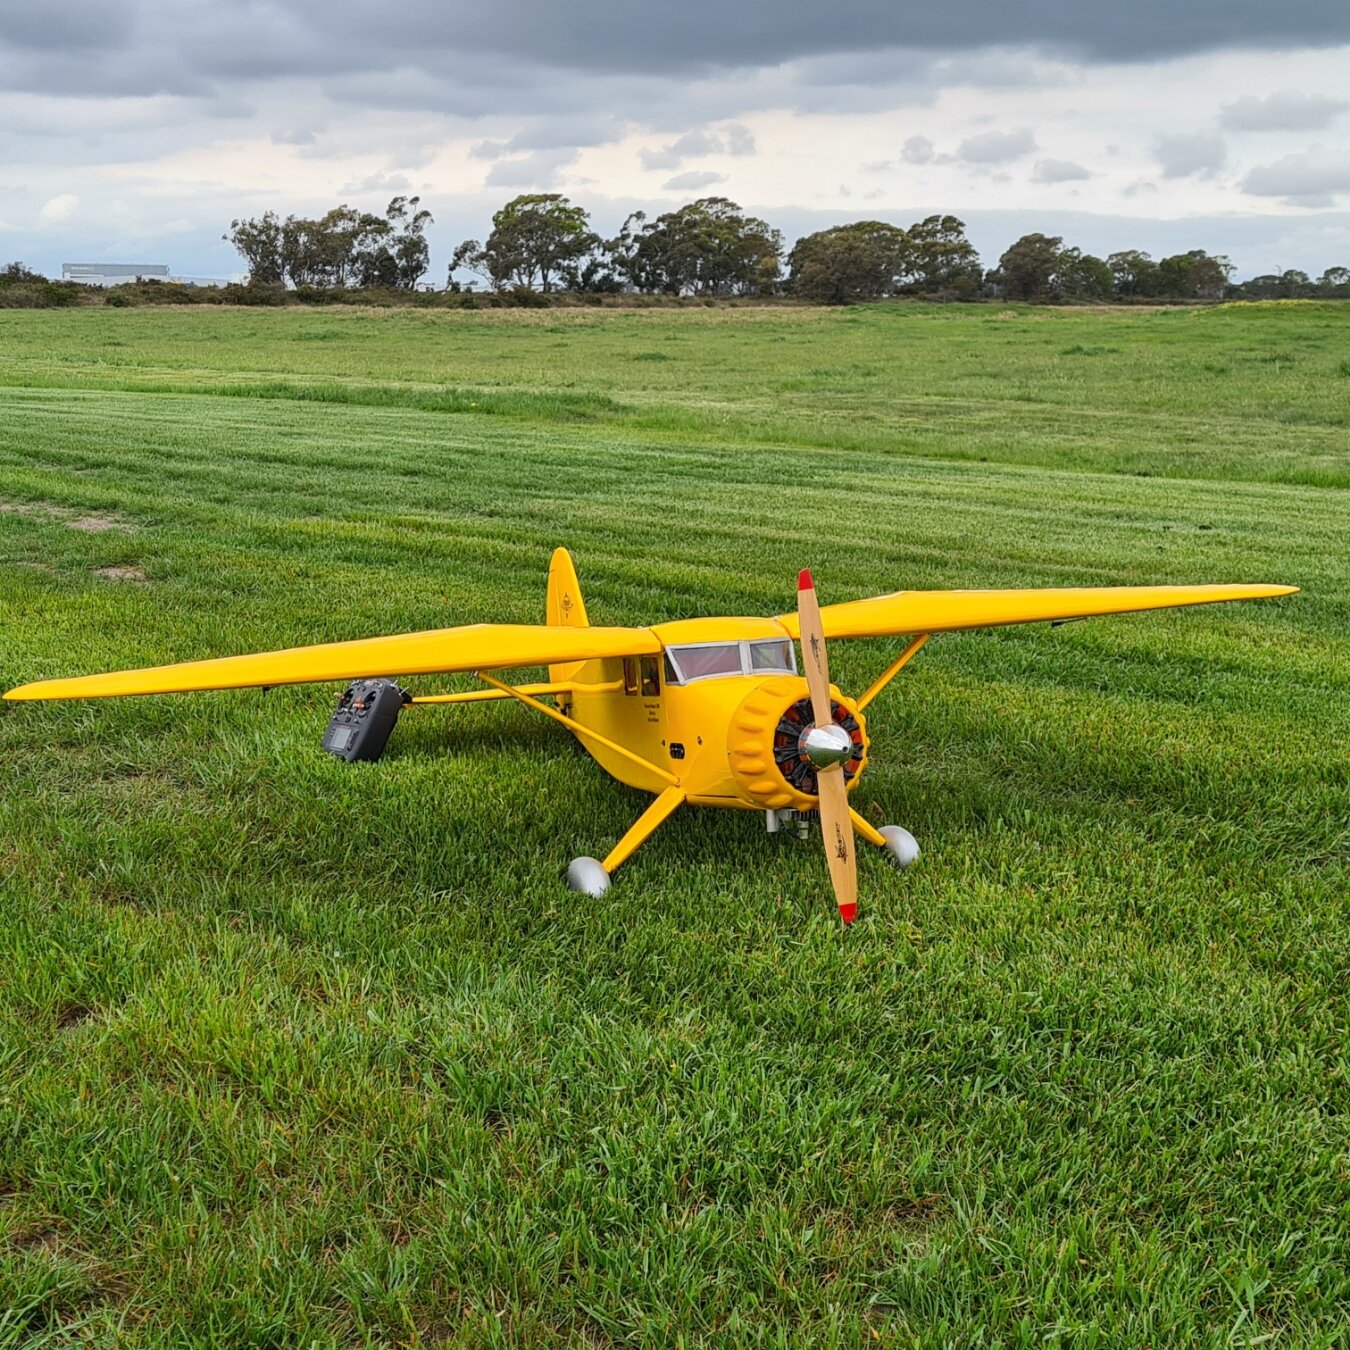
[856,634,931,711]
[409,681,574,706]
[474,672,680,788]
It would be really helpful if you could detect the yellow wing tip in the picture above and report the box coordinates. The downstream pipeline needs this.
[6,682,76,700]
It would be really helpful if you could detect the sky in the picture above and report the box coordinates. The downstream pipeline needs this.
[2,0,1349,282]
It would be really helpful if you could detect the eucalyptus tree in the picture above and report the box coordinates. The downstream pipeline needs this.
[452,194,599,292]
[608,198,782,296]
[901,214,983,294]
[788,221,909,303]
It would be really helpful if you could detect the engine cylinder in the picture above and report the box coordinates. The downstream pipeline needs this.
[726,675,868,810]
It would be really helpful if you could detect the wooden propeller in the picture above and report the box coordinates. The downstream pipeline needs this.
[797,570,858,924]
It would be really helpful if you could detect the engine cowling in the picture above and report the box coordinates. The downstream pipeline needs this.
[726,675,869,811]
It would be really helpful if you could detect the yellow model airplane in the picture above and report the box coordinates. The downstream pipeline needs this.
[5,549,1295,923]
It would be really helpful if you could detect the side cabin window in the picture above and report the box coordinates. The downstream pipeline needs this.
[664,640,797,685]
[624,655,662,697]
[640,656,660,697]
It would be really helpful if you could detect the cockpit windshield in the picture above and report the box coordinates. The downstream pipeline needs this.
[664,639,797,685]
[671,644,743,681]
[748,639,794,673]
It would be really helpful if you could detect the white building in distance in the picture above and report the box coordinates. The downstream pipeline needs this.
[62,263,171,285]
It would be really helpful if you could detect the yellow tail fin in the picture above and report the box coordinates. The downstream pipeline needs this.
[547,548,589,686]
[547,547,589,630]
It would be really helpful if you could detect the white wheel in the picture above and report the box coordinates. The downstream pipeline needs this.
[566,856,611,898]
[879,826,920,870]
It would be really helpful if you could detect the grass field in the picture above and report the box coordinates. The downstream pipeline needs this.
[1,301,1347,1346]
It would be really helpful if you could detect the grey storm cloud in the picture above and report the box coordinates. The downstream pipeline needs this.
[208,0,1350,67]
[1242,152,1350,205]
[640,125,755,171]
[473,117,625,160]
[791,48,934,89]
[720,124,755,155]
[4,0,1350,107]
[1033,158,1092,183]
[956,128,1037,164]
[902,136,935,164]
[661,170,727,190]
[1155,132,1228,178]
[1220,90,1349,131]
[0,0,134,51]
[481,147,578,187]
[340,170,412,195]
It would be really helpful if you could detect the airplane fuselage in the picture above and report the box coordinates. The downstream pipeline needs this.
[559,616,869,812]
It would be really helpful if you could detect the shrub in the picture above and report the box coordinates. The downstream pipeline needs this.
[508,285,551,308]
[222,283,288,306]
[0,280,81,308]
[0,261,46,286]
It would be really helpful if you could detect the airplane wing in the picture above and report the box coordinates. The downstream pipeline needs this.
[776,583,1297,640]
[3,623,662,701]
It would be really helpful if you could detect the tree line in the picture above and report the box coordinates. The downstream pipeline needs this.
[131,192,1350,305]
[448,195,788,297]
[226,197,434,290]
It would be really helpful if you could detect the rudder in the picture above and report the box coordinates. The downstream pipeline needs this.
[546,548,589,686]
[547,547,589,630]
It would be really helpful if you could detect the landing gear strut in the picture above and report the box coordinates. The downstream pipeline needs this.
[567,786,686,897]
[771,805,920,868]
[849,810,920,870]
[567,795,919,900]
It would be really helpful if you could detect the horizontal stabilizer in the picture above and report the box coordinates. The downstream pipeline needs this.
[5,623,661,701]
[777,584,1296,640]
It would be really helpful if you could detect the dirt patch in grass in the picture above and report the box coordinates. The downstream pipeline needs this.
[1,500,61,520]
[92,565,146,581]
[0,500,132,532]
[67,515,124,533]
[885,1194,945,1226]
[12,1226,62,1253]
[55,1003,96,1029]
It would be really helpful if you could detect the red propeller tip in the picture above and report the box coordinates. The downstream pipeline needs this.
[798,569,814,591]
[838,901,857,925]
